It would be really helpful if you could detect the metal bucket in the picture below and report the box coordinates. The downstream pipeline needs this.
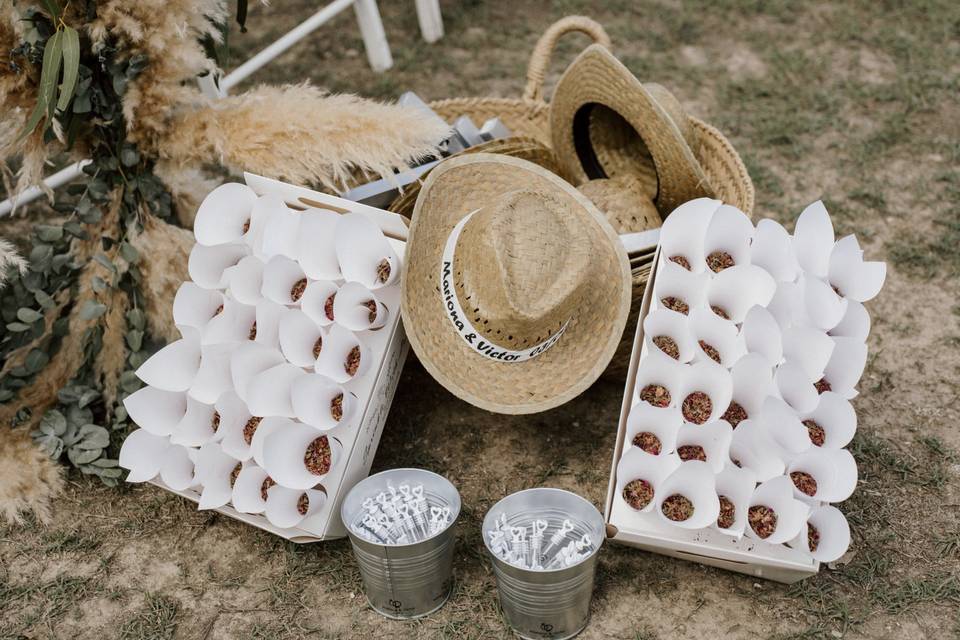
[482,488,605,640]
[341,468,460,619]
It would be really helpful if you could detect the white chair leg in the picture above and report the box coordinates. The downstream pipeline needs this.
[353,0,393,72]
[414,0,444,43]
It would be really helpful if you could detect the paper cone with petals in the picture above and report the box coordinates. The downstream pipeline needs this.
[642,308,696,363]
[119,429,170,483]
[659,197,721,274]
[124,387,187,436]
[336,212,401,289]
[194,183,258,247]
[625,403,682,456]
[654,461,720,530]
[188,242,249,290]
[745,475,809,544]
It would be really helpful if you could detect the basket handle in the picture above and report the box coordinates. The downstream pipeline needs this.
[522,16,612,103]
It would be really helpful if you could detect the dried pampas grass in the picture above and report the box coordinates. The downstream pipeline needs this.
[153,161,222,228]
[161,84,451,192]
[130,215,194,343]
[0,427,64,524]
[0,238,27,288]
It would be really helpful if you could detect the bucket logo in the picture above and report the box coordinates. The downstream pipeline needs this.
[539,622,556,638]
[389,599,403,615]
[440,213,568,363]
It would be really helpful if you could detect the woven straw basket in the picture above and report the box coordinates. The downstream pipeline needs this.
[394,16,754,378]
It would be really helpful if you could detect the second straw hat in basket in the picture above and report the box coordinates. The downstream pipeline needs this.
[401,153,631,414]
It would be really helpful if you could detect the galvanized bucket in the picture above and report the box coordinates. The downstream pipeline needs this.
[482,488,605,640]
[341,468,460,619]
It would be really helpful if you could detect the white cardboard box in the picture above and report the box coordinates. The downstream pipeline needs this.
[603,248,819,583]
[149,173,410,542]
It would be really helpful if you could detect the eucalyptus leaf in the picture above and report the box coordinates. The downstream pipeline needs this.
[119,370,141,393]
[67,446,102,466]
[56,26,80,112]
[126,308,145,330]
[78,388,100,408]
[34,290,56,308]
[77,424,110,448]
[6,322,31,332]
[119,241,139,263]
[19,29,64,139]
[91,276,107,292]
[80,300,107,320]
[35,432,65,459]
[93,253,116,272]
[125,329,143,352]
[17,308,43,323]
[0,389,14,402]
[36,225,63,242]
[40,409,68,436]
[120,146,140,167]
[25,348,50,373]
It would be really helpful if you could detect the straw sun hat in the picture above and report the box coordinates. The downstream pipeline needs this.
[401,153,631,414]
[550,44,716,217]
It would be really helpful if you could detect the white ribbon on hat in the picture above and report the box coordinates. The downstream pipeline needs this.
[440,211,568,363]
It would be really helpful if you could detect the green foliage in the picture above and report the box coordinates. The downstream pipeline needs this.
[2,1,175,482]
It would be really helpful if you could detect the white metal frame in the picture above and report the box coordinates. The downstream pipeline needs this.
[0,0,443,216]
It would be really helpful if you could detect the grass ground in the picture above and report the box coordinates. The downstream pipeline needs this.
[2,1,960,638]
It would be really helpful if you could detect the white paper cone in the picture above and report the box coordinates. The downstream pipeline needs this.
[245,363,304,418]
[220,410,259,462]
[739,306,783,367]
[229,342,285,403]
[786,448,848,502]
[782,326,835,382]
[136,332,201,392]
[828,235,886,302]
[792,200,834,279]
[655,461,720,529]
[250,416,292,467]
[291,374,356,430]
[750,218,799,282]
[822,448,857,502]
[232,464,272,514]
[689,307,744,368]
[194,183,258,247]
[172,282,225,334]
[659,197,721,274]
[223,255,266,305]
[633,356,685,409]
[652,261,708,316]
[123,386,187,436]
[261,255,309,306]
[705,265,777,324]
[188,242,249,290]
[676,361,733,425]
[188,343,234,404]
[759,395,812,454]
[332,281,389,331]
[264,484,327,529]
[262,423,343,489]
[822,337,868,399]
[252,300,286,350]
[258,194,301,261]
[800,391,856,449]
[119,429,170,483]
[297,209,342,280]
[775,359,819,413]
[766,280,801,330]
[615,447,681,513]
[624,403,682,456]
[214,390,251,445]
[829,300,871,342]
[702,204,755,272]
[245,194,284,257]
[728,353,778,420]
[675,420,733,473]
[160,445,198,491]
[713,464,757,537]
[729,419,785,482]
[336,212,401,289]
[201,299,256,345]
[171,395,218,447]
[642,308,696,363]
[745,475,809,544]
[278,309,326,368]
[799,275,847,331]
[196,442,242,510]
[315,324,370,383]
[797,505,850,562]
[301,280,340,327]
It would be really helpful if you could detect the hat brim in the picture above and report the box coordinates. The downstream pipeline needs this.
[402,153,632,414]
[550,44,715,214]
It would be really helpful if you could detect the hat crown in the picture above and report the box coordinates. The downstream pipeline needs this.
[454,189,591,350]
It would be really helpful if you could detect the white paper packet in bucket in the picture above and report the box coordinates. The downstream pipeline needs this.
[654,461,720,530]
[261,423,343,490]
[336,212,401,289]
[745,475,809,545]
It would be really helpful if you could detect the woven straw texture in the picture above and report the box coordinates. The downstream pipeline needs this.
[401,154,631,414]
[395,16,754,378]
